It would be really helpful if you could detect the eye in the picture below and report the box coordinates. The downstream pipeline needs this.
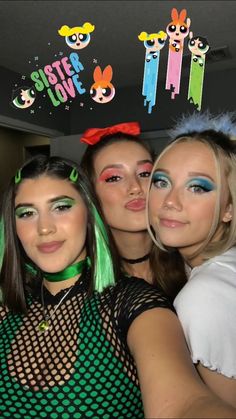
[158,38,165,45]
[168,25,176,33]
[90,88,97,97]
[65,34,77,46]
[15,207,37,218]
[144,39,155,48]
[152,173,171,189]
[52,200,75,212]
[138,171,151,178]
[187,179,215,194]
[12,94,26,108]
[78,33,90,43]
[101,87,112,97]
[28,88,36,99]
[189,39,195,47]
[198,42,209,53]
[105,175,121,183]
[180,25,187,34]
[188,185,208,194]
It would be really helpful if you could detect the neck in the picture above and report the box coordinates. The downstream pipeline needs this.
[111,229,153,283]
[40,258,87,295]
[111,229,152,259]
[43,259,87,282]
[44,277,79,295]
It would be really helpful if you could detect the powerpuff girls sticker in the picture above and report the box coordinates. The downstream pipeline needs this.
[11,20,116,113]
[11,86,36,109]
[90,65,115,104]
[165,8,191,99]
[138,30,167,114]
[187,32,210,110]
[58,23,95,50]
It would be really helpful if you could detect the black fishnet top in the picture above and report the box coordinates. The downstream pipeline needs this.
[0,269,174,418]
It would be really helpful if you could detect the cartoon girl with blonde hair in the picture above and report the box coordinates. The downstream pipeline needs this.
[58,22,95,50]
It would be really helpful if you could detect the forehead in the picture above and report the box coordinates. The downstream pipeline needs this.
[94,141,151,167]
[15,175,80,203]
[156,141,217,173]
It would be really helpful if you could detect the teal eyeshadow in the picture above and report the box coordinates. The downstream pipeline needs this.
[152,171,170,182]
[187,177,216,191]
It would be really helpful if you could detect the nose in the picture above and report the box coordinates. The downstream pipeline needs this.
[37,214,56,236]
[162,187,182,211]
[127,177,143,196]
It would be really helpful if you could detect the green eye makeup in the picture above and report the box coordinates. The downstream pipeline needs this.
[15,207,36,218]
[52,198,76,210]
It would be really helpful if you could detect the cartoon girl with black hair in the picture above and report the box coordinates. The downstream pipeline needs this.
[11,86,36,109]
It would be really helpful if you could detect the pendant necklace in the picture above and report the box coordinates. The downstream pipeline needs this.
[38,284,73,332]
[37,258,87,332]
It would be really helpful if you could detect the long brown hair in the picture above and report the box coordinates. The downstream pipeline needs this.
[0,155,120,314]
[81,133,187,301]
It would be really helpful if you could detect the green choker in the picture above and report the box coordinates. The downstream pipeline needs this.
[26,258,89,282]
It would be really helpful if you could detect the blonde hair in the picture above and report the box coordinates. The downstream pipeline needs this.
[58,22,95,37]
[147,132,236,261]
[138,30,167,42]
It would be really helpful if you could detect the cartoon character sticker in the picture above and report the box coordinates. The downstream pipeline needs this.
[165,8,191,99]
[11,86,36,109]
[187,32,210,110]
[58,23,95,50]
[138,31,167,114]
[90,65,115,104]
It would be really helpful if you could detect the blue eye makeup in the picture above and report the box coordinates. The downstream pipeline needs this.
[187,177,216,193]
[151,171,171,189]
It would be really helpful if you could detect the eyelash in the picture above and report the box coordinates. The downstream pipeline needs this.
[52,202,74,211]
[16,202,74,218]
[104,170,151,183]
[187,184,212,194]
[152,175,213,194]
[105,175,121,183]
[138,171,151,178]
[15,208,37,219]
[152,175,170,189]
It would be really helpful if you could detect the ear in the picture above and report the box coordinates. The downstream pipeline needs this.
[102,65,113,82]
[171,8,178,21]
[222,203,233,223]
[93,66,102,82]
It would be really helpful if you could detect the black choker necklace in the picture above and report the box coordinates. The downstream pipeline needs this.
[122,253,150,264]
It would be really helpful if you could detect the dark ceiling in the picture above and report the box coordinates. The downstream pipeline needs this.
[0,0,235,136]
[1,1,236,83]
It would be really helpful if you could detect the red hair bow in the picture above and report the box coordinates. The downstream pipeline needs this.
[80,122,141,145]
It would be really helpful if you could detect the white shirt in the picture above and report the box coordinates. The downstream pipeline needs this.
[174,247,236,378]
